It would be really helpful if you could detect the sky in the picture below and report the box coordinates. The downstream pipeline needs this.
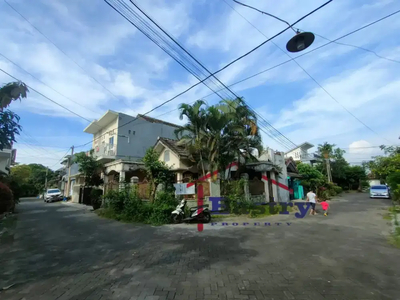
[0,0,399,170]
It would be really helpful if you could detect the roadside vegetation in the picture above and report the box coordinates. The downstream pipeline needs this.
[0,81,30,214]
[95,148,178,226]
[364,145,400,247]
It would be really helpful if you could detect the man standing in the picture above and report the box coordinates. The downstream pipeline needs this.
[306,189,317,215]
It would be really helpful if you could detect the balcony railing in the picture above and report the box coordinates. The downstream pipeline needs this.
[93,143,115,157]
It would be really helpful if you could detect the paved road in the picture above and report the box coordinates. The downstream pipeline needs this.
[1,193,399,300]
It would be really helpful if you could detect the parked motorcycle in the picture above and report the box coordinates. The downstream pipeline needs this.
[171,199,211,224]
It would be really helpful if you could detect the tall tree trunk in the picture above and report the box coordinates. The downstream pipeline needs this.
[199,151,206,178]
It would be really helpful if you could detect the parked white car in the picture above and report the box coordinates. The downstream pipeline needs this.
[370,185,391,199]
[44,189,63,203]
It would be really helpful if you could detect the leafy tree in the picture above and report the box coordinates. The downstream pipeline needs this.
[74,151,103,187]
[344,165,367,191]
[387,171,400,202]
[0,81,29,151]
[0,81,29,111]
[0,110,21,151]
[143,147,175,201]
[10,164,32,182]
[366,146,400,182]
[297,162,326,192]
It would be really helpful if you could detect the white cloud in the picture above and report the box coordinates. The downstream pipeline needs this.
[1,0,400,166]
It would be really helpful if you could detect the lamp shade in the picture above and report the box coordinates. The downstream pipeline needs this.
[286,31,315,53]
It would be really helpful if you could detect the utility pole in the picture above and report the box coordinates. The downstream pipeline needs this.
[44,166,48,194]
[66,146,74,197]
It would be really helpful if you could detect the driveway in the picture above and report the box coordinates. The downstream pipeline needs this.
[0,193,399,300]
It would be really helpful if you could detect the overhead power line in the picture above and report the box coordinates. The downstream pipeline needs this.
[228,0,397,145]
[3,0,124,104]
[77,0,331,149]
[109,0,297,149]
[103,0,331,150]
[0,52,102,116]
[0,68,93,123]
[74,7,400,150]
[49,147,72,169]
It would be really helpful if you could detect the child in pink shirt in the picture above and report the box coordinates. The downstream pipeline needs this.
[320,201,329,216]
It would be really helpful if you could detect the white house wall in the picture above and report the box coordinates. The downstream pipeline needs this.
[158,147,181,169]
[0,157,10,174]
[92,118,119,153]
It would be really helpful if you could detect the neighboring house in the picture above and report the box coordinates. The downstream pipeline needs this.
[0,146,16,175]
[155,139,295,203]
[284,142,314,162]
[84,111,182,194]
[60,154,85,198]
[154,137,199,182]
[84,110,181,163]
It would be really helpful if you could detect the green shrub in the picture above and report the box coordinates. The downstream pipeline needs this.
[90,188,103,210]
[154,191,178,207]
[0,182,14,214]
[332,185,343,195]
[99,188,178,225]
[103,190,125,213]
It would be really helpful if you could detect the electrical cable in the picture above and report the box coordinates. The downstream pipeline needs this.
[108,0,231,101]
[227,0,397,144]
[49,147,72,169]
[201,8,400,98]
[128,0,297,149]
[74,0,330,149]
[107,0,319,149]
[0,52,102,116]
[3,0,124,104]
[75,8,400,149]
[20,130,69,158]
[0,68,94,123]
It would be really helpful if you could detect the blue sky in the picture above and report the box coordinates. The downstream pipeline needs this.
[1,0,400,169]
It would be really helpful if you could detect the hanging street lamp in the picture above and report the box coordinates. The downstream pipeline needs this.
[286,30,315,53]
[233,0,318,53]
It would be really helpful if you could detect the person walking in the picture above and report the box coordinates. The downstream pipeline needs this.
[306,189,317,215]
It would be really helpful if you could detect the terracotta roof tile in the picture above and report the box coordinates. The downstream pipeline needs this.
[158,137,189,158]
[138,114,181,129]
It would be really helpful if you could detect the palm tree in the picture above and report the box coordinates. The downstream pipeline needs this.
[318,142,336,182]
[176,97,263,180]
[175,100,208,177]
[318,142,335,159]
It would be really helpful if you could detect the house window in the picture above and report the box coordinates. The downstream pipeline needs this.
[109,136,114,146]
[128,130,131,134]
[133,131,135,135]
[164,150,170,162]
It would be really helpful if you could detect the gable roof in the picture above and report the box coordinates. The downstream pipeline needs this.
[155,137,189,158]
[137,114,182,129]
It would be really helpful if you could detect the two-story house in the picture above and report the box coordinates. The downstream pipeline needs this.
[0,146,16,175]
[83,110,181,192]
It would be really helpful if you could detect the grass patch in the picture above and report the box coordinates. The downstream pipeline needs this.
[383,214,392,220]
[389,206,400,214]
[389,227,400,248]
